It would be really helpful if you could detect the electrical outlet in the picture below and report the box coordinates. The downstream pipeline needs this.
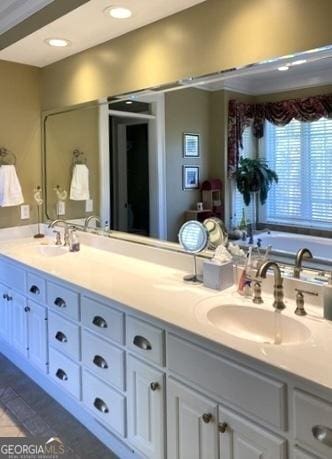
[57,201,66,216]
[20,204,30,220]
[85,199,93,212]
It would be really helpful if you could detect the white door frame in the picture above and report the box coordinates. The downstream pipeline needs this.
[99,93,167,239]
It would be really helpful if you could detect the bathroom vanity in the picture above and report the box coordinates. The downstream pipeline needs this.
[0,233,331,459]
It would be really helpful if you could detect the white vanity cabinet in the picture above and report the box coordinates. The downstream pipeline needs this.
[2,254,332,459]
[218,407,286,459]
[167,378,219,459]
[127,355,165,459]
[0,282,12,343]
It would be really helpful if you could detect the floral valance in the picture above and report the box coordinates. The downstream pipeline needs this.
[228,94,332,173]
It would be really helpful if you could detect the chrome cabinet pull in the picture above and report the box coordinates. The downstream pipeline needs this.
[92,315,108,328]
[94,397,109,413]
[7,296,12,301]
[55,331,68,343]
[133,335,152,351]
[93,355,108,369]
[2,293,8,300]
[202,413,213,424]
[24,306,30,313]
[218,422,228,433]
[29,285,40,295]
[55,368,68,381]
[54,297,66,308]
[150,382,160,391]
[312,425,332,447]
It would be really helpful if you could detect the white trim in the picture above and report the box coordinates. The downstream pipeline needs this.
[99,102,111,226]
[108,109,155,120]
[0,0,54,34]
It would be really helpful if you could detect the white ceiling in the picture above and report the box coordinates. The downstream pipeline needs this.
[194,52,332,95]
[0,0,205,67]
[0,0,54,35]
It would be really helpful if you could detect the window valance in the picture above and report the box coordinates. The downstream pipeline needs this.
[228,94,332,173]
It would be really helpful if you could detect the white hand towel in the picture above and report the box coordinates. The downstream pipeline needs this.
[70,164,90,201]
[0,165,24,207]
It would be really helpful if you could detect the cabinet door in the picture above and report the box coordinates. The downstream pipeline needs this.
[219,406,286,459]
[167,378,219,459]
[28,301,47,372]
[0,283,12,343]
[11,292,28,356]
[127,355,165,459]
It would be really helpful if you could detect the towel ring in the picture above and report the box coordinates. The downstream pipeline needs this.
[0,147,16,166]
[72,149,87,166]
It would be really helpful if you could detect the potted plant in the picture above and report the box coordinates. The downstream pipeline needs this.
[233,157,278,206]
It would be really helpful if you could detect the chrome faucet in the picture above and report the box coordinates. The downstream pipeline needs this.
[48,219,70,246]
[294,248,313,279]
[256,261,286,311]
[84,215,101,232]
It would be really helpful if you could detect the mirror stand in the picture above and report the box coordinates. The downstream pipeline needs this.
[183,254,202,284]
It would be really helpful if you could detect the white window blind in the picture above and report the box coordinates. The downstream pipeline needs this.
[232,125,255,226]
[261,118,332,228]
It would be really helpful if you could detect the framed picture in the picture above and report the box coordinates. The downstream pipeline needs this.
[183,166,200,190]
[183,133,200,158]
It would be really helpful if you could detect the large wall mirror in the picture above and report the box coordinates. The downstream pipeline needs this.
[44,45,332,264]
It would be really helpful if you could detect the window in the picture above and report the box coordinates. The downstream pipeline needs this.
[261,118,332,228]
[232,125,255,226]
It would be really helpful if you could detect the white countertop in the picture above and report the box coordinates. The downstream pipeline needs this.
[1,236,332,391]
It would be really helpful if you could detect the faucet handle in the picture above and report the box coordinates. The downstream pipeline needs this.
[294,288,318,316]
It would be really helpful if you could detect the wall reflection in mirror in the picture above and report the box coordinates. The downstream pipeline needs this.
[44,47,332,264]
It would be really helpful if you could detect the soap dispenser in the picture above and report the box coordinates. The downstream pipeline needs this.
[69,229,80,252]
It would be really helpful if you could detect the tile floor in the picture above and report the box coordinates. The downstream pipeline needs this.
[0,353,118,458]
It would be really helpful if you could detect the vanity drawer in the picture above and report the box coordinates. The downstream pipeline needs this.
[168,334,286,430]
[48,311,80,361]
[81,297,124,345]
[49,348,81,399]
[126,316,164,366]
[294,389,332,457]
[82,370,125,437]
[27,272,46,304]
[82,329,124,390]
[47,282,80,321]
[0,259,25,292]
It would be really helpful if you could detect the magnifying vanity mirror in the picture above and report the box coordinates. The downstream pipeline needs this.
[178,221,208,283]
[43,44,332,272]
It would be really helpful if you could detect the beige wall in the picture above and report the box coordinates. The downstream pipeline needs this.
[165,88,211,241]
[45,106,100,221]
[40,0,332,110]
[0,60,41,228]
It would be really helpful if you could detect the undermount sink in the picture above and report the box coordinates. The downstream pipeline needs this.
[207,305,311,345]
[37,245,68,257]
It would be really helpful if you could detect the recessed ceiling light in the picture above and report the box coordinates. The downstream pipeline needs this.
[125,101,133,104]
[45,38,71,47]
[104,6,132,19]
[291,59,307,66]
[278,65,290,72]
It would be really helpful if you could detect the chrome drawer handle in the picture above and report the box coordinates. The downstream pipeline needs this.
[92,316,108,328]
[54,297,66,308]
[7,296,12,302]
[218,422,228,434]
[93,355,108,369]
[30,285,40,295]
[2,293,8,300]
[94,397,109,414]
[55,331,68,343]
[24,306,30,313]
[312,425,332,447]
[55,368,68,381]
[133,335,152,351]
